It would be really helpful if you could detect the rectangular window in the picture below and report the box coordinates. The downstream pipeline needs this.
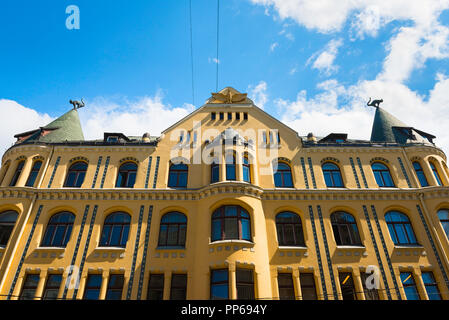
[277,132,281,144]
[262,131,267,144]
[227,112,232,120]
[210,269,229,300]
[20,274,40,300]
[400,272,420,300]
[421,272,441,300]
[269,131,274,144]
[236,112,240,120]
[278,273,295,300]
[339,272,357,300]
[211,112,216,120]
[219,112,224,120]
[236,268,255,300]
[300,273,317,300]
[170,274,187,300]
[147,274,164,300]
[106,274,124,300]
[83,274,102,300]
[42,274,62,300]
[243,112,248,120]
[361,272,379,300]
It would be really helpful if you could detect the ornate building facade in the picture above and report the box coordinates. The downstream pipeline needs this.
[0,87,448,300]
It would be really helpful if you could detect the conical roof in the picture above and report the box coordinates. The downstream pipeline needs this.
[14,108,84,144]
[370,107,408,143]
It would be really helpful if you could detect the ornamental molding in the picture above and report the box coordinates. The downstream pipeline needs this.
[320,157,340,165]
[69,156,89,164]
[1,185,448,203]
[370,157,389,164]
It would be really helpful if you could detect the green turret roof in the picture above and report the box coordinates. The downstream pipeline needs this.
[14,108,84,144]
[370,106,435,145]
[370,107,408,143]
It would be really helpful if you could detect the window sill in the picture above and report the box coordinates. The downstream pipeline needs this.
[278,246,307,251]
[209,239,254,247]
[156,246,186,250]
[35,247,66,251]
[393,244,423,249]
[335,245,365,250]
[94,247,126,251]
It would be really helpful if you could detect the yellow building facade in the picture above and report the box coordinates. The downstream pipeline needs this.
[0,87,448,300]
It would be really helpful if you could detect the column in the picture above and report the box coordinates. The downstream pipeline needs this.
[413,268,428,300]
[99,270,109,300]
[229,263,237,300]
[352,269,365,300]
[34,269,47,300]
[163,270,172,300]
[293,269,301,300]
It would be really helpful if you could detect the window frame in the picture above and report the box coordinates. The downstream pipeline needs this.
[339,272,357,300]
[9,160,25,187]
[371,162,395,188]
[278,273,295,300]
[168,163,188,188]
[275,212,305,247]
[99,212,131,248]
[211,205,251,242]
[273,162,294,188]
[225,153,236,181]
[211,161,220,183]
[105,274,124,300]
[25,160,43,187]
[83,274,103,300]
[331,211,362,246]
[385,211,419,246]
[147,274,164,300]
[19,274,40,300]
[0,210,19,247]
[210,269,229,300]
[42,274,63,300]
[421,271,442,300]
[437,209,449,240]
[412,161,429,187]
[63,161,88,188]
[429,162,443,186]
[41,212,75,248]
[170,274,187,300]
[115,161,138,188]
[400,272,420,300]
[322,162,344,188]
[299,273,318,300]
[242,154,251,183]
[236,268,255,300]
[158,212,187,248]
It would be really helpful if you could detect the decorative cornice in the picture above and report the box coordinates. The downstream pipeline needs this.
[1,185,448,203]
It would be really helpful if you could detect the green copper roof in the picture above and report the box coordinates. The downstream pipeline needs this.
[370,107,408,143]
[15,108,84,144]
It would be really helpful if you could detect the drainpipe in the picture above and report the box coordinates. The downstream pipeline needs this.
[0,193,37,294]
[418,192,449,283]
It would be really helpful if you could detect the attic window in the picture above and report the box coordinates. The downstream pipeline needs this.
[228,112,232,120]
[211,112,216,120]
[243,112,248,120]
[106,136,119,143]
[236,112,240,120]
[219,112,224,120]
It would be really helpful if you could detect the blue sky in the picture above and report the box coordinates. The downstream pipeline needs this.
[1,0,449,153]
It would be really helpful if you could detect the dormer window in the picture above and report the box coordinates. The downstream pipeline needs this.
[107,136,119,143]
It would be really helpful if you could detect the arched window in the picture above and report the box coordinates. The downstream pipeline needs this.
[322,162,344,187]
[100,212,131,248]
[25,161,43,187]
[371,162,395,187]
[273,162,293,188]
[275,212,305,246]
[437,209,449,240]
[211,205,251,242]
[158,212,187,247]
[331,212,362,246]
[41,212,75,247]
[0,210,18,247]
[64,161,88,188]
[9,160,25,187]
[385,211,418,246]
[429,162,443,186]
[242,155,251,183]
[225,153,236,181]
[211,160,219,184]
[412,162,428,187]
[168,163,188,188]
[116,162,138,188]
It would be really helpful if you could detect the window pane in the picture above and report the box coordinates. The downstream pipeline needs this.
[211,284,228,300]
[278,274,295,300]
[127,172,136,187]
[241,219,251,241]
[243,166,250,182]
[212,220,221,241]
[110,226,122,246]
[323,171,333,187]
[147,274,164,300]
[224,218,238,239]
[373,171,384,186]
[274,173,283,187]
[283,172,293,187]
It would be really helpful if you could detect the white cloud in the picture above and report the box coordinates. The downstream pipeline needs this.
[0,99,54,154]
[0,94,195,154]
[309,38,343,75]
[247,81,268,109]
[79,92,195,140]
[208,57,220,64]
[270,42,279,52]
